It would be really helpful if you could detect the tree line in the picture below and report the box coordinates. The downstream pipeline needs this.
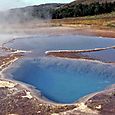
[51,2,115,19]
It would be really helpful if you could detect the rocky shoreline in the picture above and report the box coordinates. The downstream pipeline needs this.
[0,78,114,115]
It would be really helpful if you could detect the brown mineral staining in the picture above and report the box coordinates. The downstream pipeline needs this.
[85,87,115,115]
[46,51,94,60]
[0,52,23,71]
[46,46,115,63]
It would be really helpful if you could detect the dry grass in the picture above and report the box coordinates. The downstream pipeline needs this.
[51,12,115,28]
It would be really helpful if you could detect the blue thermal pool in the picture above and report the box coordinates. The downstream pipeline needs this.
[83,49,115,63]
[5,35,115,56]
[5,34,115,103]
[8,57,115,103]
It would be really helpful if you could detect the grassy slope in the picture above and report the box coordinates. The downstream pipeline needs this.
[51,12,115,29]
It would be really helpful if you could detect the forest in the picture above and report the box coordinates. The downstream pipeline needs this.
[51,2,115,19]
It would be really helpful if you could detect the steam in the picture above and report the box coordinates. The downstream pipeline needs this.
[0,0,32,26]
[0,2,62,23]
[0,7,40,24]
[0,1,64,57]
[0,2,64,35]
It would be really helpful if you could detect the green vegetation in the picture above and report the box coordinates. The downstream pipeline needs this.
[51,12,115,29]
[1,1,115,23]
[83,11,115,19]
[52,2,115,19]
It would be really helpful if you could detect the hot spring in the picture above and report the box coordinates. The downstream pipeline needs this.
[5,34,115,103]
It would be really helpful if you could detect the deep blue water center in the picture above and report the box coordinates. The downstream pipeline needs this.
[6,34,115,103]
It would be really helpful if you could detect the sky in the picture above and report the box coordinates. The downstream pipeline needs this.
[0,0,73,11]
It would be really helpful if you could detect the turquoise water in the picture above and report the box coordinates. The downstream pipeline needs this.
[83,49,115,62]
[11,57,115,103]
[6,34,115,103]
[5,35,115,56]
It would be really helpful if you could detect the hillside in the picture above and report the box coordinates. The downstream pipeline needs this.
[0,3,64,23]
[0,0,115,23]
[71,0,115,4]
[52,0,115,19]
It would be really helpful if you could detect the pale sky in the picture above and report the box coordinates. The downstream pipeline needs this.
[0,0,73,11]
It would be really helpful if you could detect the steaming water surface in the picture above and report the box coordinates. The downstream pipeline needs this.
[5,35,115,55]
[5,34,115,103]
[0,34,15,45]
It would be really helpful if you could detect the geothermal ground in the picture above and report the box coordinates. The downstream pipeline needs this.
[0,24,115,115]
